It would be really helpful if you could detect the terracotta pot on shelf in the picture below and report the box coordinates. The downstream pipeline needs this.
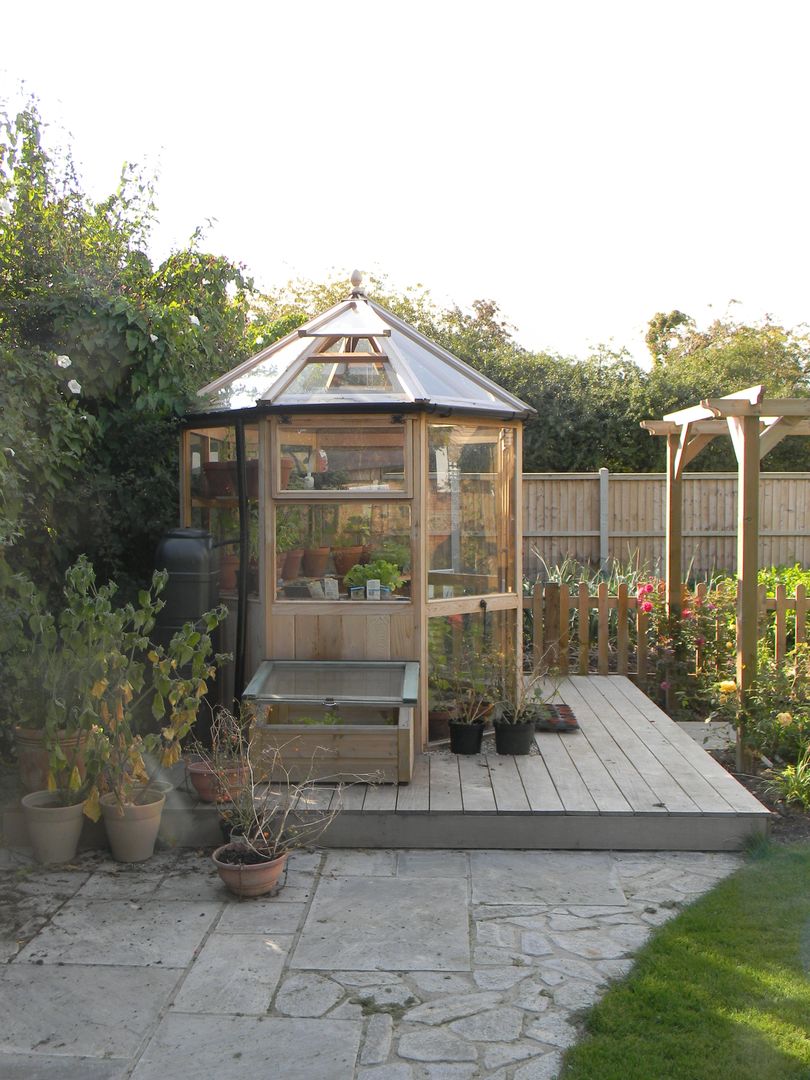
[212,843,288,898]
[302,547,330,577]
[332,545,366,580]
[280,456,295,490]
[282,548,304,579]
[219,553,239,591]
[203,461,237,497]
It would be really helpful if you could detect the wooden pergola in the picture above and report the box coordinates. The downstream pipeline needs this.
[641,385,810,707]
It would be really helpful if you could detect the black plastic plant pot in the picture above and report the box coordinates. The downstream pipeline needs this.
[449,721,485,755]
[494,721,535,755]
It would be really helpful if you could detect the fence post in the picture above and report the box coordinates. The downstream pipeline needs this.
[532,582,544,670]
[544,583,561,669]
[599,467,610,572]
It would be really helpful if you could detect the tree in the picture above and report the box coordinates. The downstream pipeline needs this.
[0,102,255,594]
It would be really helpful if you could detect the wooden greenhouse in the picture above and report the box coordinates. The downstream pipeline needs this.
[179,273,533,781]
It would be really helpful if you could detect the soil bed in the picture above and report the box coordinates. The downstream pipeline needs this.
[712,750,810,845]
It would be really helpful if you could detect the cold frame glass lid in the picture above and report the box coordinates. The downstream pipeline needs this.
[243,660,419,705]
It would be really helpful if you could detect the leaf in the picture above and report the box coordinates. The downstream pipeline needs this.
[83,788,101,822]
[151,692,165,720]
[68,766,82,792]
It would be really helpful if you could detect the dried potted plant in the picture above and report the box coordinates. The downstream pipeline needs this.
[207,710,344,898]
[493,669,561,755]
[186,707,250,803]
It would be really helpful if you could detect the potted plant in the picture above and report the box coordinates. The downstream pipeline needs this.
[493,671,560,755]
[447,647,500,755]
[302,505,337,578]
[331,514,371,580]
[276,506,305,581]
[204,710,344,898]
[186,708,250,803]
[344,559,404,597]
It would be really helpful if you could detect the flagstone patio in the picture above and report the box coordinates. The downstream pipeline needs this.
[0,844,742,1079]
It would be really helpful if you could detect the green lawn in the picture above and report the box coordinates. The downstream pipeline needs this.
[561,843,810,1080]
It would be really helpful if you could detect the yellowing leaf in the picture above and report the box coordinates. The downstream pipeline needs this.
[161,743,181,768]
[83,788,101,822]
[91,678,108,698]
[46,770,57,792]
[68,766,81,792]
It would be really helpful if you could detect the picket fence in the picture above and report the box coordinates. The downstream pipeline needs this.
[524,581,810,684]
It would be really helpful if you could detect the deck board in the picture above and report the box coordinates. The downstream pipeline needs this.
[247,677,771,852]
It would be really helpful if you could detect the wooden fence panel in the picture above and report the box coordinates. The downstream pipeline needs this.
[523,471,810,579]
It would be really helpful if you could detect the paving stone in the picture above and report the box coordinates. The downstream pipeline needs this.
[524,1009,580,1049]
[596,958,635,980]
[361,1012,393,1064]
[217,900,307,934]
[409,972,473,993]
[513,982,553,1012]
[513,1051,564,1080]
[358,1066,414,1080]
[505,915,549,932]
[537,957,605,983]
[552,978,603,1009]
[546,913,600,931]
[287,849,323,873]
[275,972,344,1016]
[474,945,530,966]
[607,922,652,950]
[473,968,531,990]
[173,933,292,1014]
[599,912,644,925]
[483,1041,545,1069]
[74,871,163,900]
[15,899,220,967]
[566,904,635,917]
[474,905,549,919]
[420,1066,479,1079]
[397,1029,477,1063]
[404,991,503,1025]
[520,931,554,956]
[0,964,179,1057]
[333,971,407,987]
[324,850,397,876]
[397,851,468,878]
[470,852,626,906]
[293,877,470,971]
[476,921,521,948]
[131,1014,362,1080]
[268,884,313,903]
[330,999,366,1019]
[548,929,628,959]
[355,983,420,1009]
[0,1054,129,1078]
[449,1005,524,1042]
[155,868,233,901]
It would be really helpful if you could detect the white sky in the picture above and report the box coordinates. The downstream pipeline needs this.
[3,0,809,364]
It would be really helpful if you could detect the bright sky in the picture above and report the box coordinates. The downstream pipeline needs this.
[3,0,809,364]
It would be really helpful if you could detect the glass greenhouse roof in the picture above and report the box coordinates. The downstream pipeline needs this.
[194,283,533,417]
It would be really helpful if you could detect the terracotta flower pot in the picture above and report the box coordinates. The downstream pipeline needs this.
[186,759,248,803]
[332,546,365,580]
[212,843,288,898]
[21,790,85,865]
[282,548,304,579]
[302,547,330,577]
[219,553,239,591]
[203,461,237,497]
[14,727,86,794]
[100,790,165,863]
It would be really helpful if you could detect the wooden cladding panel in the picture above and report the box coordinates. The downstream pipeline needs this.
[269,610,416,662]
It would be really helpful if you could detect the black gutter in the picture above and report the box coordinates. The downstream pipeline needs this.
[181,401,535,427]
[233,419,249,706]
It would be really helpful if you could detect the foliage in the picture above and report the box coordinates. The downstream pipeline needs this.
[0,102,255,596]
[0,555,226,811]
[343,559,404,592]
[427,616,502,723]
[767,749,810,811]
[561,844,810,1080]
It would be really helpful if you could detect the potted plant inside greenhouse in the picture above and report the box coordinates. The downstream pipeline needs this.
[331,513,371,581]
[344,559,404,599]
[203,710,344,898]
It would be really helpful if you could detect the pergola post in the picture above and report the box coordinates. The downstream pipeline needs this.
[732,413,760,712]
[665,433,682,619]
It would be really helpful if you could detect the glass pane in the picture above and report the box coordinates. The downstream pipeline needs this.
[285,358,401,395]
[427,425,516,597]
[249,661,408,702]
[275,501,412,600]
[279,423,406,493]
[187,424,260,598]
[427,609,516,719]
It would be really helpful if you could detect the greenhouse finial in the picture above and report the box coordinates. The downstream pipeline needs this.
[350,269,365,297]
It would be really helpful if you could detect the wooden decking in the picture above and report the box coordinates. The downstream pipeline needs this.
[311,676,771,851]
